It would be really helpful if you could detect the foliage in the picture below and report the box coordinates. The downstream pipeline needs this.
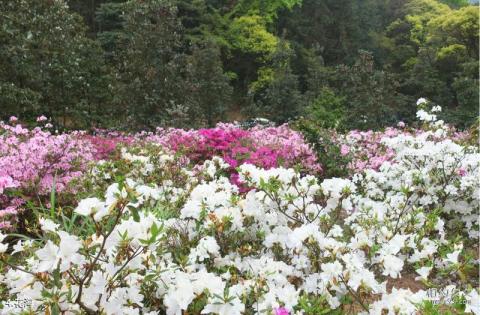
[186,42,233,127]
[303,87,346,130]
[109,0,193,129]
[332,51,413,130]
[228,15,279,59]
[249,41,304,123]
[291,119,351,179]
[1,0,478,130]
[383,0,479,128]
[0,0,112,128]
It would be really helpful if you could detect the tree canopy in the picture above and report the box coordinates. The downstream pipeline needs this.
[1,0,478,130]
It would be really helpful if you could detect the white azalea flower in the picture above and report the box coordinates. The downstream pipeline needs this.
[320,261,343,283]
[163,271,195,315]
[191,236,220,262]
[202,296,245,315]
[58,231,83,272]
[444,250,461,265]
[39,217,59,233]
[93,206,110,222]
[35,240,60,272]
[465,290,480,315]
[11,240,25,254]
[416,97,427,105]
[74,197,105,217]
[382,254,404,278]
[105,183,128,206]
[415,266,432,281]
[0,243,8,253]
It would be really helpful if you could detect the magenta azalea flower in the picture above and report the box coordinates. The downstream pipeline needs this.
[275,307,290,315]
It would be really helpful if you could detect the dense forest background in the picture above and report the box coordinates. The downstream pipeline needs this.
[1,0,478,130]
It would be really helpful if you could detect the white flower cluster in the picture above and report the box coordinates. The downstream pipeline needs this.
[416,109,438,122]
[0,107,478,314]
[416,97,442,123]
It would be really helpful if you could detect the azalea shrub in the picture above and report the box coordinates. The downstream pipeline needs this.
[0,118,95,230]
[83,123,321,175]
[296,99,472,177]
[0,121,320,230]
[145,123,321,190]
[336,130,470,175]
[0,101,478,314]
[82,130,134,160]
[146,123,322,174]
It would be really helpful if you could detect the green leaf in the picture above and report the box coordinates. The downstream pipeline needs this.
[50,174,57,219]
[130,206,140,222]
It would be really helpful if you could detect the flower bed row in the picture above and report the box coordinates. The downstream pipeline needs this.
[0,101,478,314]
[0,119,320,230]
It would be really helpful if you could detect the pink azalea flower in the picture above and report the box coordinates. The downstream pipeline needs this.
[36,115,48,122]
[340,144,350,156]
[0,176,17,194]
[274,307,289,315]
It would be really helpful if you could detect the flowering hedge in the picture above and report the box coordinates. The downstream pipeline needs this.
[0,119,95,229]
[147,123,321,190]
[146,123,321,173]
[82,130,134,161]
[333,101,470,174]
[0,101,478,314]
[0,121,319,230]
[83,123,321,174]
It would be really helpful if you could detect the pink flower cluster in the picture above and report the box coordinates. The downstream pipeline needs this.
[340,127,402,172]
[275,307,290,315]
[151,123,322,173]
[0,121,320,229]
[82,129,134,160]
[0,121,95,229]
[338,125,470,173]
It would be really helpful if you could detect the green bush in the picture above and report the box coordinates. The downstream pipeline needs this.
[304,87,346,130]
[291,119,351,180]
